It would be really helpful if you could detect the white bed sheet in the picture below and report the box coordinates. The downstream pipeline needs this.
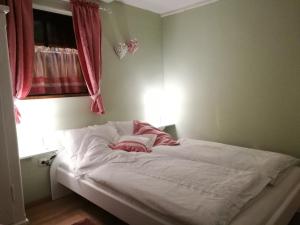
[52,152,300,225]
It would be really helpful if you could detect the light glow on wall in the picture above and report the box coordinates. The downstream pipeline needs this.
[15,96,96,158]
[143,88,164,127]
[15,99,61,158]
[143,84,184,127]
[162,83,184,126]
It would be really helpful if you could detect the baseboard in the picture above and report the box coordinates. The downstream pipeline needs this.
[25,196,52,209]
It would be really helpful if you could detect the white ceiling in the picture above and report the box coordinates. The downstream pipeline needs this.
[117,0,219,16]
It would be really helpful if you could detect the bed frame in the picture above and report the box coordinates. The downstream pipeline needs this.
[55,168,173,225]
[54,167,300,225]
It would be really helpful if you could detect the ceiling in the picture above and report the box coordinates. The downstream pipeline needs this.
[117,0,219,16]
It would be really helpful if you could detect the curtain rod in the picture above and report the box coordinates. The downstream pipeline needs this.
[100,6,112,14]
[61,0,112,14]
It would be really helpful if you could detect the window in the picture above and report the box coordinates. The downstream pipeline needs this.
[28,9,88,98]
[33,9,76,48]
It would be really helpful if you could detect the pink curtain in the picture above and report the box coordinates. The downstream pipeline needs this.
[70,0,104,114]
[7,0,34,122]
[30,46,87,95]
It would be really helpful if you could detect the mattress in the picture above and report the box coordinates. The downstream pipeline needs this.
[55,156,300,225]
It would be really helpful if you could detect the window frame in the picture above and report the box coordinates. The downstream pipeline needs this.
[27,3,89,100]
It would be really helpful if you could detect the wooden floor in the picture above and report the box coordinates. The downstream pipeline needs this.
[26,194,128,225]
[289,213,300,225]
[26,194,300,225]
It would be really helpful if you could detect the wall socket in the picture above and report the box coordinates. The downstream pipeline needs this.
[38,158,48,167]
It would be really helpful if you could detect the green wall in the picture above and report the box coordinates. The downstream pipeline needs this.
[163,0,300,157]
[21,157,51,204]
[101,2,163,121]
[21,1,163,204]
[21,0,300,204]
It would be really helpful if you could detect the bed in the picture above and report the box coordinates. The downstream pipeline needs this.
[49,121,300,225]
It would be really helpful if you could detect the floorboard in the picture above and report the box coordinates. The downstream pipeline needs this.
[26,194,300,225]
[289,213,300,225]
[26,194,128,225]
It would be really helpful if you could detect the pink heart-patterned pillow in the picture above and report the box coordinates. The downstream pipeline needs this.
[133,120,179,146]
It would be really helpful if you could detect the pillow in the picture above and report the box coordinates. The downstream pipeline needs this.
[60,127,89,158]
[44,124,119,159]
[120,134,157,148]
[88,124,120,144]
[133,120,179,146]
[109,134,156,153]
[75,124,120,160]
[108,121,133,136]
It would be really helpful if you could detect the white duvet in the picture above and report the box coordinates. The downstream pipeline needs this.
[87,153,269,225]
[61,134,298,225]
[153,139,299,184]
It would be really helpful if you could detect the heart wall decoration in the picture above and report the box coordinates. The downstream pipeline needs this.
[114,39,139,60]
[114,43,128,59]
[127,39,139,54]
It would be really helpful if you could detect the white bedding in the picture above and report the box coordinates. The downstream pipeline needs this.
[153,138,299,184]
[87,153,269,225]
[50,131,299,225]
[52,158,300,225]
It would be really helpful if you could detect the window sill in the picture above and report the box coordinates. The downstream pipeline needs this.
[24,93,89,100]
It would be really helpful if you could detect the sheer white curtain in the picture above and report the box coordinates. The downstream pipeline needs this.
[30,46,87,95]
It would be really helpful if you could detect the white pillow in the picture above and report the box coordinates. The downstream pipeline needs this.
[63,127,89,158]
[88,124,120,144]
[108,121,133,136]
[42,127,89,157]
[75,124,120,161]
[43,124,119,159]
[117,134,157,149]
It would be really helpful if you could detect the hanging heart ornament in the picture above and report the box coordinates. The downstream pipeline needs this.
[127,39,139,54]
[114,42,128,59]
